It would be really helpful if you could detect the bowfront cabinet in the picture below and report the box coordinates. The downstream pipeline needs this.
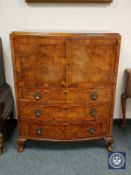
[10,32,121,152]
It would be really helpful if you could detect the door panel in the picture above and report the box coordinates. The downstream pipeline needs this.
[14,43,38,87]
[67,38,116,89]
[14,37,66,89]
[37,39,66,85]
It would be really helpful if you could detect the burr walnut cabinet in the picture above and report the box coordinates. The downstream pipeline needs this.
[10,32,121,152]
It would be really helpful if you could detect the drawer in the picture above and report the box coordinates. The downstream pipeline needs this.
[19,90,66,104]
[19,120,109,141]
[18,89,112,105]
[67,89,112,104]
[19,103,111,122]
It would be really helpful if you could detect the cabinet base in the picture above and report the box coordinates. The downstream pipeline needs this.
[17,136,113,152]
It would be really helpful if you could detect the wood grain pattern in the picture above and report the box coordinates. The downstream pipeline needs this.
[19,102,111,122]
[10,32,121,151]
[18,89,112,105]
[67,39,116,88]
[19,120,109,141]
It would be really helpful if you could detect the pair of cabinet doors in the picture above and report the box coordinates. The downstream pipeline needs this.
[14,36,116,90]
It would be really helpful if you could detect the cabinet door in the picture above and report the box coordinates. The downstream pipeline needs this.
[14,36,66,90]
[67,38,117,89]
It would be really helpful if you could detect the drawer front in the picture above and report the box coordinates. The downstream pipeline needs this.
[19,103,111,122]
[67,89,112,104]
[18,89,112,105]
[19,90,66,104]
[19,120,109,141]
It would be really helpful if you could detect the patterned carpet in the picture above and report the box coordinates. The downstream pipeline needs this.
[0,123,131,175]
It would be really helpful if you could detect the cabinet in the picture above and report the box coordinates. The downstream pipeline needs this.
[10,32,121,152]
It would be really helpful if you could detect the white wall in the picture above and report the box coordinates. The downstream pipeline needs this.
[0,0,131,119]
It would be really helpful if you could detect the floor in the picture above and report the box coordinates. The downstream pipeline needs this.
[0,124,131,175]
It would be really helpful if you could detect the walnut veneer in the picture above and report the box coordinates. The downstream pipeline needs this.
[10,32,121,152]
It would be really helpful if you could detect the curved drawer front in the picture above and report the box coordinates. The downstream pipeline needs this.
[19,103,111,122]
[67,89,112,104]
[19,120,109,141]
[18,89,112,105]
[19,90,66,104]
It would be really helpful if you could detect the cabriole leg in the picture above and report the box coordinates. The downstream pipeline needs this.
[104,137,113,152]
[17,138,27,153]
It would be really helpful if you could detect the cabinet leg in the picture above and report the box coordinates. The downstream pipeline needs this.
[104,137,113,152]
[17,138,27,153]
[121,93,128,127]
[0,133,4,156]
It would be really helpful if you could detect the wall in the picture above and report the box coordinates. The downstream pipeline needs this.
[0,0,131,118]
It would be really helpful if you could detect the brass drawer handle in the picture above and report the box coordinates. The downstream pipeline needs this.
[34,110,42,117]
[33,93,42,101]
[35,128,43,135]
[88,128,96,134]
[90,109,97,117]
[90,93,97,101]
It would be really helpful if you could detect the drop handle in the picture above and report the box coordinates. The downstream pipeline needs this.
[34,110,42,117]
[35,128,43,135]
[88,128,96,134]
[90,109,97,117]
[90,93,97,101]
[33,93,42,101]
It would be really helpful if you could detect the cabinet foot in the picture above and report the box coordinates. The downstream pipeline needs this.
[17,138,27,152]
[104,137,113,152]
[0,133,4,156]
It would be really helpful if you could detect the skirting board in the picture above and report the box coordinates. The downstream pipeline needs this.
[113,119,131,125]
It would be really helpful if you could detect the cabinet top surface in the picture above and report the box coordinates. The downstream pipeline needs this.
[10,31,121,38]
